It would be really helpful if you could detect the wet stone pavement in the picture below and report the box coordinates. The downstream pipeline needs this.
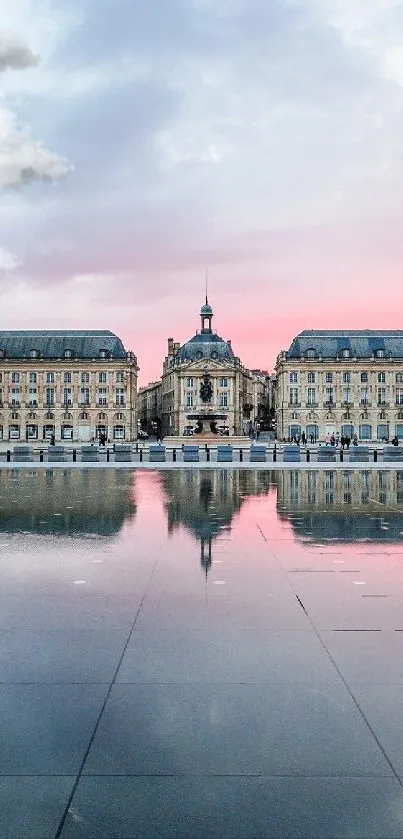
[1,467,403,837]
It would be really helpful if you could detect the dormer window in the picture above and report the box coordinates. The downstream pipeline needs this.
[29,348,39,359]
[99,348,108,359]
[305,348,316,359]
[341,348,351,358]
[375,348,385,358]
[0,350,5,359]
[64,349,73,359]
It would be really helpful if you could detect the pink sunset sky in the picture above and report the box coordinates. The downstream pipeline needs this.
[1,1,403,385]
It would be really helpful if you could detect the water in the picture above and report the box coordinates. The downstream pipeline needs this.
[1,468,403,838]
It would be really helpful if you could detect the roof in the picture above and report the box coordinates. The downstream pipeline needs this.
[287,330,403,360]
[175,331,235,363]
[0,330,127,359]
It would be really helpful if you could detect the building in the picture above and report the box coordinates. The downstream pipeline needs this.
[137,380,162,436]
[141,299,269,437]
[275,330,403,442]
[0,330,138,443]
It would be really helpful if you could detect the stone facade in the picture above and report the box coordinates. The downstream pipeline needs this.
[0,330,138,443]
[275,330,403,442]
[140,300,269,437]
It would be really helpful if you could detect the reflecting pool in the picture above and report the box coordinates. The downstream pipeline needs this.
[2,468,403,838]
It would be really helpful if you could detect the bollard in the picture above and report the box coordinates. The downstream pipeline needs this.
[107,448,110,462]
[273,445,277,463]
[173,448,176,462]
[6,450,10,463]
[73,449,77,462]
[340,449,343,462]
[374,448,378,462]
[140,448,143,462]
[206,448,210,462]
[239,448,243,462]
[39,450,43,463]
[306,448,310,462]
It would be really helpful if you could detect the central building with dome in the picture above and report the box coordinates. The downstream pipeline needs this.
[138,299,269,438]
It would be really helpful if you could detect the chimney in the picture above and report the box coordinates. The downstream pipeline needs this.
[167,338,174,356]
[227,340,232,349]
[174,342,180,354]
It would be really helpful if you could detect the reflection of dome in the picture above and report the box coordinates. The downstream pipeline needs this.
[175,333,234,363]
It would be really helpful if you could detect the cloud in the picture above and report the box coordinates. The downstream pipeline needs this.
[0,27,39,72]
[0,105,72,187]
[0,245,20,273]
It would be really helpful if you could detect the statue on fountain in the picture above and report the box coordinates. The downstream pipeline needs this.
[199,372,213,403]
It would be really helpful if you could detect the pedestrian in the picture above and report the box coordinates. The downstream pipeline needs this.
[330,433,335,446]
[50,432,55,446]
[336,433,340,447]
[340,435,345,450]
[346,436,351,449]
[353,433,358,446]
[310,432,314,444]
[301,432,306,446]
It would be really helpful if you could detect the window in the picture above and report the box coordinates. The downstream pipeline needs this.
[396,373,403,383]
[343,372,351,383]
[46,387,55,405]
[11,372,20,384]
[99,372,107,383]
[377,387,386,405]
[305,348,316,358]
[29,388,37,406]
[360,388,369,405]
[97,387,107,406]
[63,388,72,406]
[99,349,108,358]
[81,372,90,384]
[80,388,90,405]
[375,348,385,358]
[46,372,55,384]
[64,349,73,359]
[29,349,39,359]
[378,372,386,383]
[113,425,125,439]
[307,387,316,405]
[29,372,37,384]
[325,372,333,383]
[116,372,124,383]
[307,372,315,383]
[219,377,228,388]
[219,392,228,407]
[186,377,194,388]
[115,388,125,405]
[289,372,298,383]
[361,372,368,383]
[396,389,403,406]
[186,393,193,407]
[11,387,20,405]
[341,348,351,358]
[289,387,299,405]
[342,387,351,404]
[64,372,71,384]
[325,387,334,405]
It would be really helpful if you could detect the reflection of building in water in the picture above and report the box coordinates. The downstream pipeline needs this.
[275,469,403,541]
[0,469,136,536]
[162,470,273,573]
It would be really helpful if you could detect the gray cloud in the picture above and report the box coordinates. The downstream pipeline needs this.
[0,28,40,72]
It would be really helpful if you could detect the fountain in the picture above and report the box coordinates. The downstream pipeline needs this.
[186,370,228,438]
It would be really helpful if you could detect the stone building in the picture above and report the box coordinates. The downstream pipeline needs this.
[275,330,403,443]
[0,330,138,443]
[140,299,268,438]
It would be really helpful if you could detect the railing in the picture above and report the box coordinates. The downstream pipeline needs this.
[288,402,301,407]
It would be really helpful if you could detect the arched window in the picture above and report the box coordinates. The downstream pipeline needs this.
[375,348,385,358]
[99,349,109,359]
[305,348,316,359]
[341,348,351,358]
[29,348,39,359]
[64,349,73,359]
[79,412,88,420]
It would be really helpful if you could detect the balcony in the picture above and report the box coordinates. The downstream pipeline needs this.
[288,402,301,408]
[306,402,318,408]
[377,401,389,408]
[43,403,55,409]
[79,402,90,408]
[9,402,20,408]
[29,401,38,408]
[115,401,126,408]
[97,401,108,407]
[323,401,335,407]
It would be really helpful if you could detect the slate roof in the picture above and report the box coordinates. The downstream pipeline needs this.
[287,330,403,360]
[175,332,235,363]
[0,330,127,359]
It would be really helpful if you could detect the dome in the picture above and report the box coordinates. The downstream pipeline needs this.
[200,302,213,316]
[175,332,234,363]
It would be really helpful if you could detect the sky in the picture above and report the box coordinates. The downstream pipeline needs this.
[1,0,403,385]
